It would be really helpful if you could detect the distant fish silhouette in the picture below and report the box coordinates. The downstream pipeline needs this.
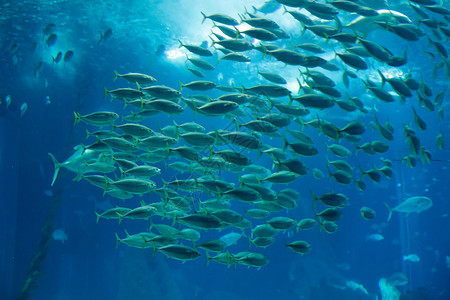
[52,229,68,243]
[385,196,432,221]
[155,44,165,56]
[63,50,74,62]
[98,28,112,44]
[46,33,57,47]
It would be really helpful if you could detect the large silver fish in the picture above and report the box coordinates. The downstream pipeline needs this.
[386,196,432,221]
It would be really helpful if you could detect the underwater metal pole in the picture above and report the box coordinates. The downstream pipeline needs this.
[395,162,412,293]
[15,191,62,300]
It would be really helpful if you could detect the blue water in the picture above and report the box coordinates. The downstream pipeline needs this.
[1,1,449,299]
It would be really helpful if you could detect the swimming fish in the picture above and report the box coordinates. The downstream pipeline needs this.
[52,229,68,243]
[403,254,420,262]
[386,196,432,221]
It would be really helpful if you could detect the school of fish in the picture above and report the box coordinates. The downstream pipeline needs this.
[49,0,447,267]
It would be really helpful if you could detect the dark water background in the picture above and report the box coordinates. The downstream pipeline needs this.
[1,0,449,299]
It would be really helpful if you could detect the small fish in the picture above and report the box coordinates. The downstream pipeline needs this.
[155,44,165,56]
[20,103,27,117]
[186,67,205,78]
[403,254,420,262]
[43,23,56,37]
[46,33,57,47]
[346,281,368,294]
[219,231,243,246]
[73,111,119,126]
[5,95,11,108]
[313,168,324,179]
[200,12,239,26]
[155,244,201,261]
[412,106,427,130]
[436,128,444,150]
[63,50,74,62]
[178,40,212,56]
[297,218,316,230]
[52,228,68,243]
[286,240,311,255]
[388,272,408,287]
[9,43,18,53]
[186,56,215,70]
[99,28,113,44]
[52,51,62,63]
[365,233,384,242]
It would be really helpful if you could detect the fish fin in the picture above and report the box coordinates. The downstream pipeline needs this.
[73,111,81,126]
[115,233,121,248]
[384,202,393,222]
[200,12,207,24]
[98,31,103,44]
[95,211,101,223]
[310,190,318,209]
[377,69,386,87]
[282,136,288,151]
[48,153,61,186]
[113,70,120,82]
[205,252,211,267]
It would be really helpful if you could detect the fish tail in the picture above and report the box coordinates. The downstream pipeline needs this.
[73,173,83,182]
[238,13,244,23]
[165,143,171,159]
[296,78,303,94]
[288,93,293,105]
[200,12,207,24]
[103,177,110,194]
[232,26,240,39]
[384,202,393,222]
[301,25,307,36]
[103,86,109,98]
[353,142,360,155]
[334,16,342,32]
[115,233,121,248]
[172,215,177,227]
[233,117,240,130]
[326,164,332,182]
[73,111,81,126]
[257,149,262,160]
[80,144,87,156]
[282,136,288,151]
[173,120,180,138]
[317,218,323,232]
[113,70,119,81]
[117,213,124,224]
[98,31,103,44]
[310,190,318,208]
[358,165,365,178]
[177,39,183,48]
[48,153,61,186]
[95,211,101,223]
[377,69,386,87]
[205,252,211,267]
